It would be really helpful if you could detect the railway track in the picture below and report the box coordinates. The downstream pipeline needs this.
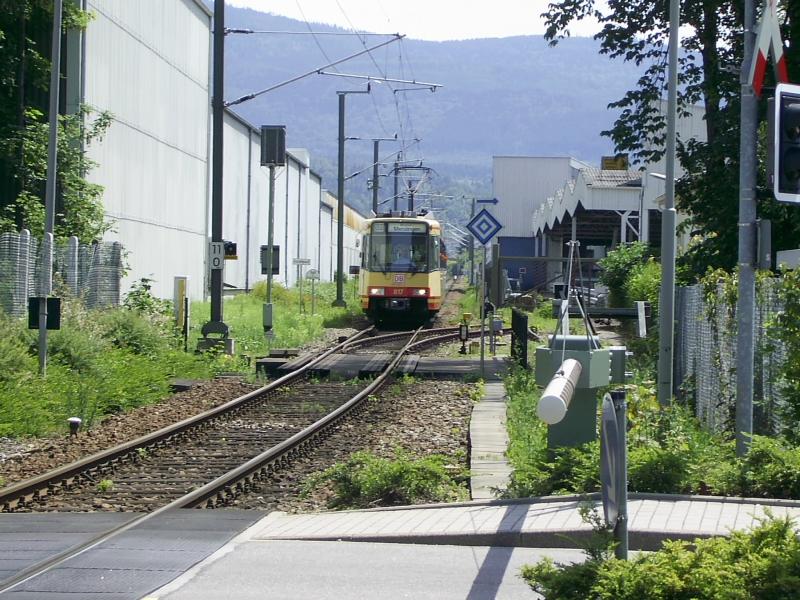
[0,327,384,513]
[0,326,425,591]
[0,319,534,513]
[0,314,537,592]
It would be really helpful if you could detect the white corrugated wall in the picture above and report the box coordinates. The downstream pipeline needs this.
[82,0,360,300]
[86,0,211,300]
[492,157,584,238]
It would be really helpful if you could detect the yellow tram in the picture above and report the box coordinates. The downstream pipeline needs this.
[358,211,446,326]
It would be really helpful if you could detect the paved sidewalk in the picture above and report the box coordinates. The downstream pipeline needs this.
[470,381,512,500]
[250,494,800,551]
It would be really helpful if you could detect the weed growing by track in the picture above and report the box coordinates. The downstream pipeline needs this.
[303,449,469,508]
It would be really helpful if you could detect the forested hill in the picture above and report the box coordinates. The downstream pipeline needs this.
[222,6,640,213]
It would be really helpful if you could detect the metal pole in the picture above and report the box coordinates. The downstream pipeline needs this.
[333,92,347,307]
[208,0,226,329]
[468,198,475,285]
[44,0,61,236]
[611,389,628,560]
[39,0,63,376]
[656,0,680,406]
[393,153,401,211]
[480,245,486,379]
[735,0,757,455]
[266,165,275,303]
[408,183,414,212]
[372,139,379,214]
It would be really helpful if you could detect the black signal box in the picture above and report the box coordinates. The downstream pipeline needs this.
[28,297,61,330]
[260,245,280,275]
[260,125,286,166]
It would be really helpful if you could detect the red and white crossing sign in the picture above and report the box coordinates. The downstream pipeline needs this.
[749,0,789,97]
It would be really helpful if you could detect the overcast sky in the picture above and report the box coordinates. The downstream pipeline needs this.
[224,0,602,41]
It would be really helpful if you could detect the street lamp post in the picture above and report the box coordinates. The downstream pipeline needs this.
[333,88,370,308]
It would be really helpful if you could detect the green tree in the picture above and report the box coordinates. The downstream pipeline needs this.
[542,0,800,279]
[0,1,111,241]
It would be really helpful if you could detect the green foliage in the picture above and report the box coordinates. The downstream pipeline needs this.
[97,309,172,357]
[304,449,469,509]
[0,106,113,240]
[727,437,800,499]
[0,2,110,241]
[0,295,217,437]
[624,258,661,318]
[523,515,800,600]
[96,479,114,492]
[543,0,800,279]
[191,280,360,356]
[122,278,172,318]
[597,242,650,307]
[769,268,800,441]
[0,312,37,380]
[504,366,800,500]
[522,557,600,600]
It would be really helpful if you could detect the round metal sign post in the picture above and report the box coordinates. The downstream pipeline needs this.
[307,269,320,315]
[601,390,628,559]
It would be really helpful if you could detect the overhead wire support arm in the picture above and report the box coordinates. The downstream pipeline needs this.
[317,71,443,90]
[225,29,400,36]
[225,35,405,107]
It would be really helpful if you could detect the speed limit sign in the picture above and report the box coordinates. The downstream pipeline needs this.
[209,242,224,270]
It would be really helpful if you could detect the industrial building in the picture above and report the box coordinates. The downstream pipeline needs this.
[490,103,707,294]
[64,0,362,301]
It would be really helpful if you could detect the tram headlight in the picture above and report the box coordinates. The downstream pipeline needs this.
[369,287,385,296]
[415,288,428,296]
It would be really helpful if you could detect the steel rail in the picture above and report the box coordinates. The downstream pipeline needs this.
[0,327,371,510]
[177,326,424,508]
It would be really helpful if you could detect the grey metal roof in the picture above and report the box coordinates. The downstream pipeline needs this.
[580,167,642,188]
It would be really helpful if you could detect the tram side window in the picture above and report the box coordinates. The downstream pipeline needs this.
[431,237,441,270]
[361,235,369,269]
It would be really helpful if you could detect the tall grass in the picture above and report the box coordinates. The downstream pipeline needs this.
[0,279,361,438]
[188,280,362,355]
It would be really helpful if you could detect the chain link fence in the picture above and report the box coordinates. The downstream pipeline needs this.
[675,281,786,435]
[0,230,124,318]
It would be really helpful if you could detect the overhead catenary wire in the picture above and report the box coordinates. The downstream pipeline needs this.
[225,29,398,36]
[293,0,338,70]
[224,35,404,107]
[331,0,425,152]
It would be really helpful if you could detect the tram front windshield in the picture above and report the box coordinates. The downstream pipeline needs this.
[369,222,429,273]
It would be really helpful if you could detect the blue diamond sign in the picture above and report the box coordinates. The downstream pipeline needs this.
[467,208,503,245]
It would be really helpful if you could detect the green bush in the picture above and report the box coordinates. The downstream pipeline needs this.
[769,268,800,442]
[305,449,469,508]
[597,242,651,307]
[624,258,661,318]
[98,309,173,356]
[122,277,172,318]
[0,313,36,380]
[734,436,800,498]
[523,515,800,599]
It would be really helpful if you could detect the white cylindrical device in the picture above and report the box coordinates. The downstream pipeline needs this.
[537,358,583,424]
